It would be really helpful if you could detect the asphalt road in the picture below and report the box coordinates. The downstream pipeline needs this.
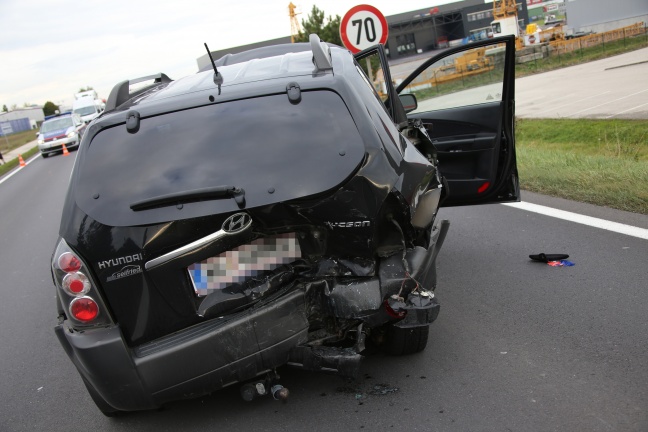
[1,153,647,431]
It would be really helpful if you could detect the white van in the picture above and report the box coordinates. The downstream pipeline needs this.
[73,97,104,124]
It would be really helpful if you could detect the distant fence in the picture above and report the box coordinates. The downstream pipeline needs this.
[550,22,647,54]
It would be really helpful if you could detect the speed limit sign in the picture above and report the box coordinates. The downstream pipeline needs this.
[340,5,389,53]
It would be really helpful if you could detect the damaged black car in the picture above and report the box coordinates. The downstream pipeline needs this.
[52,34,519,415]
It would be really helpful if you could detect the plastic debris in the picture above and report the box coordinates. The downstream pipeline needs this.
[547,260,575,267]
[529,253,569,263]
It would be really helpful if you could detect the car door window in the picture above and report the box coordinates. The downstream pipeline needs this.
[399,43,507,113]
[355,45,408,127]
[395,36,519,207]
[354,61,389,113]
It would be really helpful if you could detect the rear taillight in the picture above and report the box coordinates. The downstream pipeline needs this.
[58,252,81,273]
[69,297,99,322]
[52,239,112,327]
[62,272,90,295]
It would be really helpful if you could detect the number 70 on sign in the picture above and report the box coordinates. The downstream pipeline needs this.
[339,5,389,54]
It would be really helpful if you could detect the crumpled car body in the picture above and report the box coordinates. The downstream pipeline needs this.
[51,34,519,415]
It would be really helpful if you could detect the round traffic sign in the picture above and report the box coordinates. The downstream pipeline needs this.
[339,5,389,54]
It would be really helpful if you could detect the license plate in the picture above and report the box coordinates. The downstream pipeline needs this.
[187,233,301,296]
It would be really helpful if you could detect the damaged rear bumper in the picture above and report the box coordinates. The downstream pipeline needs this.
[55,220,450,412]
[56,290,309,411]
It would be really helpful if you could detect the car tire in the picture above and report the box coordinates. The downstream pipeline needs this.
[383,324,430,355]
[82,378,122,417]
[41,152,48,158]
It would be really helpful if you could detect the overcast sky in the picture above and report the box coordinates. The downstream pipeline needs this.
[0,0,466,109]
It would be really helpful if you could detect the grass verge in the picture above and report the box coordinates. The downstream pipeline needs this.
[516,118,648,214]
[0,146,39,177]
[0,129,38,153]
[515,33,648,77]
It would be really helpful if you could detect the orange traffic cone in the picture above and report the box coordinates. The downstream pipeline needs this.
[62,143,70,156]
[18,154,26,167]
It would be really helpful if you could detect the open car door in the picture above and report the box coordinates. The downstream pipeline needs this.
[396,35,519,207]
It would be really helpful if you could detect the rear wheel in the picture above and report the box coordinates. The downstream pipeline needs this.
[383,324,430,355]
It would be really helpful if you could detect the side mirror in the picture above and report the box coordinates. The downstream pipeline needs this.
[399,93,418,114]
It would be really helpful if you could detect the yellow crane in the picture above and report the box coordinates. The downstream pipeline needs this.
[492,0,519,21]
[491,0,523,48]
[288,3,301,43]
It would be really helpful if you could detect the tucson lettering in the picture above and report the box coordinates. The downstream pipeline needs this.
[325,221,371,229]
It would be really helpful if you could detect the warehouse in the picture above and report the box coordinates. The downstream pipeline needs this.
[565,0,648,34]
[198,1,530,69]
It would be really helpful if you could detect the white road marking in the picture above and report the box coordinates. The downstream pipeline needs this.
[518,92,575,108]
[0,154,40,186]
[605,101,648,119]
[532,91,609,116]
[567,88,648,117]
[503,201,648,240]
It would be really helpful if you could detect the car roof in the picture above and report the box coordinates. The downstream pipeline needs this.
[102,36,350,116]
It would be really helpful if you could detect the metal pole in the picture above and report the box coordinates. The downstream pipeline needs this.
[366,57,374,83]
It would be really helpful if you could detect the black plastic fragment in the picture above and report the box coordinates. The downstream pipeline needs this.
[529,253,570,263]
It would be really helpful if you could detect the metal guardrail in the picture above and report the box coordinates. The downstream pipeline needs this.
[549,22,647,54]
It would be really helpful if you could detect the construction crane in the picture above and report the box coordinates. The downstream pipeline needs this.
[492,0,519,21]
[490,0,523,48]
[288,3,301,43]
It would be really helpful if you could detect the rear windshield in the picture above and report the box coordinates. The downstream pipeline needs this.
[75,90,365,227]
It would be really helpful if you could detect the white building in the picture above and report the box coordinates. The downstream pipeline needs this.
[565,0,648,33]
[0,107,45,129]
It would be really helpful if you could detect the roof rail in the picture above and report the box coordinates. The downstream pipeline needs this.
[309,34,333,72]
[105,73,173,112]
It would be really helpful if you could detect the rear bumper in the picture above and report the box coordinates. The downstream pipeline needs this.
[55,290,308,411]
[55,221,450,412]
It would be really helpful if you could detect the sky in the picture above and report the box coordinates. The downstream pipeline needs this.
[0,0,464,110]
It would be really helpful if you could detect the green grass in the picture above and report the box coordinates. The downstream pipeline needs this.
[516,118,648,214]
[515,33,648,77]
[0,145,39,177]
[0,129,38,154]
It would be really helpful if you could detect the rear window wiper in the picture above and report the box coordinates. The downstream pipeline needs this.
[130,186,245,211]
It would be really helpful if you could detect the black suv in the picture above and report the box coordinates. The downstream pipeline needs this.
[52,34,518,415]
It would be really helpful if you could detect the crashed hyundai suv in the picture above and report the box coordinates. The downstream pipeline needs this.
[52,34,519,416]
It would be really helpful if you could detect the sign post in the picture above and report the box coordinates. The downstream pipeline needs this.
[339,5,389,54]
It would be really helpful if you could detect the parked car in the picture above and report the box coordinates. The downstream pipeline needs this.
[51,34,518,416]
[37,112,86,157]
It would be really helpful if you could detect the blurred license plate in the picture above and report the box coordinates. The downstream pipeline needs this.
[187,233,301,296]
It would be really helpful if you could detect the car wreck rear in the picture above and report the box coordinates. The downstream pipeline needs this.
[52,35,518,415]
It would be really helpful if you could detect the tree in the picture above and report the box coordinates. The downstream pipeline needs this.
[43,101,60,116]
[295,6,342,46]
[2,105,7,113]
[78,86,94,92]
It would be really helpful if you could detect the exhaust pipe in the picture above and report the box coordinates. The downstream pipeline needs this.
[240,373,289,402]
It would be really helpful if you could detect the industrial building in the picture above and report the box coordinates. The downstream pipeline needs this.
[565,0,648,34]
[198,1,530,70]
[197,0,648,70]
[0,107,44,133]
